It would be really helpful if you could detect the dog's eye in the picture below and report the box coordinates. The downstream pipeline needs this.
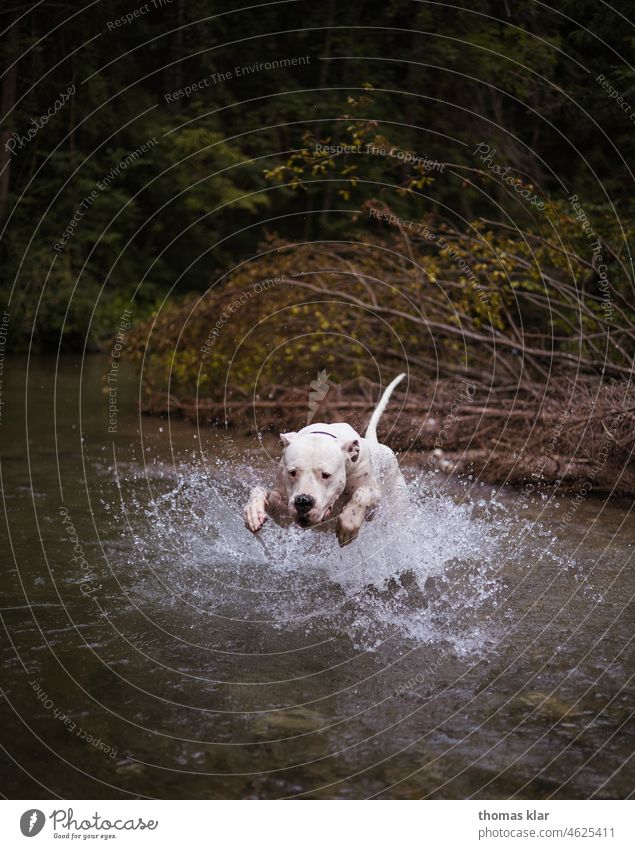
[321,472,332,479]
[288,469,296,477]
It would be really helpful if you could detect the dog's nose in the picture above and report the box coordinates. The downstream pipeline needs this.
[294,494,315,513]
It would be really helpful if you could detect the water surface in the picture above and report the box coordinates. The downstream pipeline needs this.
[1,356,633,799]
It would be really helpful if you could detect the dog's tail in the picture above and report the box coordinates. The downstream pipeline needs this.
[364,373,405,443]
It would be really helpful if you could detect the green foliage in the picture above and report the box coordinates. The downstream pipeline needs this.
[1,0,633,360]
[128,197,634,405]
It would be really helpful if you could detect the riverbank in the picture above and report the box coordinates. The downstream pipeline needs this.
[140,375,635,497]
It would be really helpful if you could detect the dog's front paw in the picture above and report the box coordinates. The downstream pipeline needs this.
[336,514,360,547]
[244,500,267,533]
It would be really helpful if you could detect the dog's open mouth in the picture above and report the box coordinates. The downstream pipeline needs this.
[296,506,332,528]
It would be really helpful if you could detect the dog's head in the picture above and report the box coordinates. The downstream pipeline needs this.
[279,430,359,527]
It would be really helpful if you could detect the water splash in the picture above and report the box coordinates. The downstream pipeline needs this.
[111,460,538,654]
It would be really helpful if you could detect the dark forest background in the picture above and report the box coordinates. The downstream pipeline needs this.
[1,0,634,344]
[1,1,634,493]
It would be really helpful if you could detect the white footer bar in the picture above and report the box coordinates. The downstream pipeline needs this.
[0,799,632,848]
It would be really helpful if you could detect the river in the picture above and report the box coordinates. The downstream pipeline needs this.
[1,355,633,799]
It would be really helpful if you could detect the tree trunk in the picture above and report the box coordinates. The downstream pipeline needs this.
[0,8,19,221]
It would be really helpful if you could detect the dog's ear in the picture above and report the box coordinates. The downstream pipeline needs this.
[280,432,297,448]
[342,438,360,463]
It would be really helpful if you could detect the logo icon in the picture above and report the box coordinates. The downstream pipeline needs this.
[307,369,332,424]
[20,810,45,837]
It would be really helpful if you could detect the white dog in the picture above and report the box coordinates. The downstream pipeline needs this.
[244,374,408,546]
